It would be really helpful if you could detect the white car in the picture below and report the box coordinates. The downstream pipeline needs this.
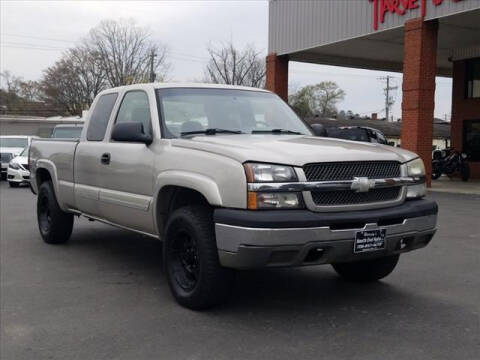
[0,135,36,180]
[7,146,30,187]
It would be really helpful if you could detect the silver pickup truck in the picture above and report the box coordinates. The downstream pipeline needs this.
[30,83,438,309]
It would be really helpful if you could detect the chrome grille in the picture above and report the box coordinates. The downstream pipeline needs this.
[311,187,401,206]
[303,161,401,182]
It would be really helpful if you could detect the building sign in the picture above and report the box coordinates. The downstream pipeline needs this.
[369,0,464,30]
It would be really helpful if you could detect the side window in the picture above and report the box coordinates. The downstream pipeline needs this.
[115,91,152,135]
[87,93,118,141]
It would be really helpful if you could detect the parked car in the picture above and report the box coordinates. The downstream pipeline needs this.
[51,124,83,139]
[0,136,36,180]
[326,126,389,145]
[7,146,30,187]
[29,83,438,309]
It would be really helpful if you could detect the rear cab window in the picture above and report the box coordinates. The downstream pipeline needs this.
[86,93,118,141]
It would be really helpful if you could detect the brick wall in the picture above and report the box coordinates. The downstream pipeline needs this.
[265,53,289,102]
[401,18,438,186]
[451,60,480,179]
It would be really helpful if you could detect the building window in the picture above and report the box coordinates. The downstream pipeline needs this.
[466,58,480,99]
[463,120,480,161]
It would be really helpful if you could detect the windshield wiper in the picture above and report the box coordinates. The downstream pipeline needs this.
[181,128,243,137]
[252,129,302,135]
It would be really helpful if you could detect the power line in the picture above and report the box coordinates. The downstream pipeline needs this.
[2,33,76,43]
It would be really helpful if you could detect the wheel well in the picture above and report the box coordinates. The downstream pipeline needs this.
[157,186,211,236]
[36,168,52,188]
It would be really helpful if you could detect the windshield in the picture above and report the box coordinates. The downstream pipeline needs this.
[52,127,83,139]
[327,128,370,142]
[0,138,28,148]
[157,88,312,137]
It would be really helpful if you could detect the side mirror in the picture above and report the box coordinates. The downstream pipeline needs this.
[311,123,328,137]
[111,122,152,145]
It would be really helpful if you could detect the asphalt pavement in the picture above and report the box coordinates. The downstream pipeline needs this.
[1,181,479,360]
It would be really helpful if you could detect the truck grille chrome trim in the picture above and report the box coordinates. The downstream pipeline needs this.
[247,177,418,192]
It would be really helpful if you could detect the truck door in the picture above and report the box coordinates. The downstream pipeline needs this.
[96,90,156,234]
[74,92,119,217]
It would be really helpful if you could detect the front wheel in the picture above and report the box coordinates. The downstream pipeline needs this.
[431,162,441,180]
[460,163,470,182]
[332,255,400,282]
[8,181,19,188]
[164,206,235,310]
[37,181,74,244]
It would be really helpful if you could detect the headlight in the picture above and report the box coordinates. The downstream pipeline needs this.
[244,162,302,209]
[406,158,426,199]
[8,162,21,170]
[244,163,297,182]
[248,192,303,210]
[406,158,425,178]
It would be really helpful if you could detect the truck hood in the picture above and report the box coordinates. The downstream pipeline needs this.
[11,155,28,166]
[172,135,418,166]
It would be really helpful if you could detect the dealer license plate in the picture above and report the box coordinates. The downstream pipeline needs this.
[354,229,386,253]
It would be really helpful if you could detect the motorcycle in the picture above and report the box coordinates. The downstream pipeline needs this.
[432,148,470,181]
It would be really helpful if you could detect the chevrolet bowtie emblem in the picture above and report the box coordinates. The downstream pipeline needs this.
[350,177,375,192]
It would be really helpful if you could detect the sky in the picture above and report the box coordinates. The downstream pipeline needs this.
[0,0,453,120]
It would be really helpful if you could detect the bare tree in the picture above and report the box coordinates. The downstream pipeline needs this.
[204,42,266,87]
[85,19,169,87]
[41,46,107,116]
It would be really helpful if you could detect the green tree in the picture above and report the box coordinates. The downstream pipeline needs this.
[289,81,345,118]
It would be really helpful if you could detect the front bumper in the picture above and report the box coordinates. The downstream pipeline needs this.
[214,199,438,269]
[7,167,30,183]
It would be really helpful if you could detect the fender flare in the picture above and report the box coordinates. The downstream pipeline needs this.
[152,170,223,234]
[34,160,67,211]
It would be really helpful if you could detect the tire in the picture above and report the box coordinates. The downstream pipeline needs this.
[164,206,235,310]
[332,255,400,282]
[431,162,441,180]
[37,181,74,244]
[8,181,19,188]
[461,163,470,182]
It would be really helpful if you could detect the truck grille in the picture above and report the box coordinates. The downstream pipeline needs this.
[303,161,401,181]
[311,187,402,206]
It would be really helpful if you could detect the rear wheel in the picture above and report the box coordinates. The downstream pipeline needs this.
[8,181,19,188]
[37,181,74,244]
[332,255,400,282]
[164,206,235,310]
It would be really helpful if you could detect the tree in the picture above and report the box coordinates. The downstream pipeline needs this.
[41,46,107,116]
[0,71,56,116]
[289,82,345,118]
[85,19,169,87]
[204,42,266,87]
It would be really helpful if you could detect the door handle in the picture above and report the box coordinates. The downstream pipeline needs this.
[101,153,111,165]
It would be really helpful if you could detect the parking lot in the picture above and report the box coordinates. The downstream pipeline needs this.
[1,181,479,360]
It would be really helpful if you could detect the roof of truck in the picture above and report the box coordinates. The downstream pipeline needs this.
[104,82,271,93]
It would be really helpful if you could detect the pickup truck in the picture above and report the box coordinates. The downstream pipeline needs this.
[29,83,438,309]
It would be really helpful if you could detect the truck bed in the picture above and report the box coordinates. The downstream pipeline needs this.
[29,138,79,210]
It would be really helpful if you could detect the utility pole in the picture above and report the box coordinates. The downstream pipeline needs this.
[149,49,157,83]
[378,76,398,122]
